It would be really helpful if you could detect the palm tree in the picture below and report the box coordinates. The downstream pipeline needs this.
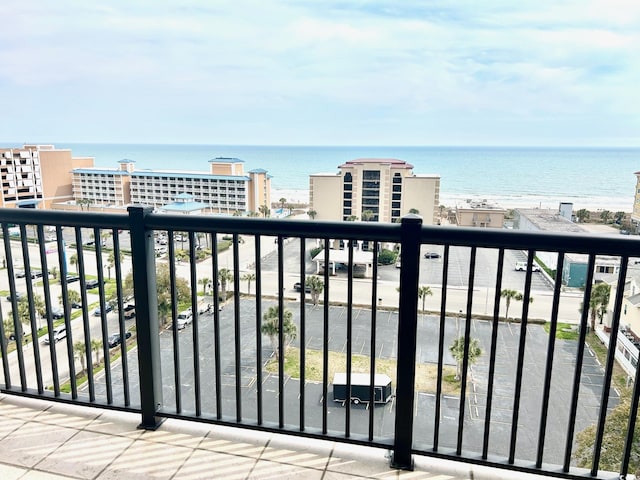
[69,253,78,273]
[279,197,287,210]
[449,336,483,381]
[500,289,533,320]
[106,251,124,280]
[307,209,317,220]
[261,305,297,360]
[305,275,324,306]
[199,277,211,295]
[59,289,81,308]
[90,339,102,365]
[346,215,358,222]
[74,342,87,373]
[50,266,58,280]
[600,210,612,224]
[417,285,433,313]
[409,208,420,214]
[241,272,256,294]
[218,268,233,299]
[614,211,625,224]
[259,204,270,218]
[361,210,375,222]
[582,282,611,331]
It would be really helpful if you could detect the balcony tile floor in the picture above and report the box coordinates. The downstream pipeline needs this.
[0,394,551,480]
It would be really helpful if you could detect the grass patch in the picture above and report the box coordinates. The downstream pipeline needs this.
[585,332,630,395]
[264,347,460,396]
[543,322,580,340]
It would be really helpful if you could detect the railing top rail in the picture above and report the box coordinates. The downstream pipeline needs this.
[3,207,640,258]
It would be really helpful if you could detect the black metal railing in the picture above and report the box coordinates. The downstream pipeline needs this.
[1,206,640,479]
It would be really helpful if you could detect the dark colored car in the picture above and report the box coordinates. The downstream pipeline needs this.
[423,251,441,259]
[93,304,114,316]
[42,307,64,319]
[108,331,132,348]
[6,292,25,302]
[293,282,312,293]
[85,279,101,289]
[65,274,80,283]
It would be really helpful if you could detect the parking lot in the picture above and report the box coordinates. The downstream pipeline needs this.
[91,297,615,467]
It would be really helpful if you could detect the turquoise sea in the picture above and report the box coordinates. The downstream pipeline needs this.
[52,143,640,211]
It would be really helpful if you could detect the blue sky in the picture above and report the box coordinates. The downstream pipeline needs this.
[1,1,638,146]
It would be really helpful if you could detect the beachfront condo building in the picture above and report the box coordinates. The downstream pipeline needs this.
[0,145,271,215]
[309,158,440,224]
[0,145,93,209]
[72,157,271,214]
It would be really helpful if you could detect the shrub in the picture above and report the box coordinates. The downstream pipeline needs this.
[310,246,323,259]
[378,249,397,265]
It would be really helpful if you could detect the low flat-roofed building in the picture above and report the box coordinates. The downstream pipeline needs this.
[455,199,506,228]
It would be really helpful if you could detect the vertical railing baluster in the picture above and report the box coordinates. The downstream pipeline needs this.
[75,228,95,401]
[322,240,330,434]
[563,254,595,472]
[434,243,450,451]
[368,242,379,441]
[508,249,536,464]
[57,225,77,398]
[456,247,477,455]
[112,228,130,406]
[345,239,354,438]
[37,224,60,394]
[299,236,306,431]
[21,224,44,393]
[94,227,113,405]
[128,206,163,429]
[233,233,243,423]
[277,236,284,427]
[168,230,181,414]
[189,231,202,417]
[212,234,222,420]
[255,234,263,425]
[535,252,565,467]
[391,215,422,470]
[3,223,26,390]
[591,256,629,476]
[482,248,504,459]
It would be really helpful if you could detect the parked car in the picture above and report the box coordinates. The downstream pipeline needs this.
[65,274,80,283]
[108,331,132,348]
[93,304,114,316]
[293,282,312,293]
[43,326,66,344]
[176,310,193,329]
[71,300,83,309]
[15,269,43,279]
[6,292,25,302]
[42,306,64,319]
[123,304,136,319]
[423,251,441,259]
[85,279,102,289]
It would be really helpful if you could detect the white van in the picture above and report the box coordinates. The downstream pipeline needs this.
[515,261,541,272]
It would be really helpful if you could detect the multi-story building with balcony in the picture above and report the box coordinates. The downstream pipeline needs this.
[71,157,271,214]
[0,144,92,209]
[632,170,640,227]
[455,199,506,228]
[309,158,440,224]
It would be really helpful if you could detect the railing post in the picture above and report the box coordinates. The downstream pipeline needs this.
[128,206,163,430]
[391,214,422,470]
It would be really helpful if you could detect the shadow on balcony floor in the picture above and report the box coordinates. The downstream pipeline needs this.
[0,394,556,480]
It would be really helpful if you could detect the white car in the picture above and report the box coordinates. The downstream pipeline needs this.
[176,310,193,329]
[43,326,66,344]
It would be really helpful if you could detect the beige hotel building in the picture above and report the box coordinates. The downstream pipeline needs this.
[1,145,271,214]
[309,159,440,224]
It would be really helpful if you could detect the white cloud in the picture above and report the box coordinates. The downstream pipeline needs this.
[0,0,638,145]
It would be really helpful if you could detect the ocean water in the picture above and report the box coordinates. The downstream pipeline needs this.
[56,143,640,211]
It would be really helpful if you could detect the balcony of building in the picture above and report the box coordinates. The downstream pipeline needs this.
[0,207,639,479]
